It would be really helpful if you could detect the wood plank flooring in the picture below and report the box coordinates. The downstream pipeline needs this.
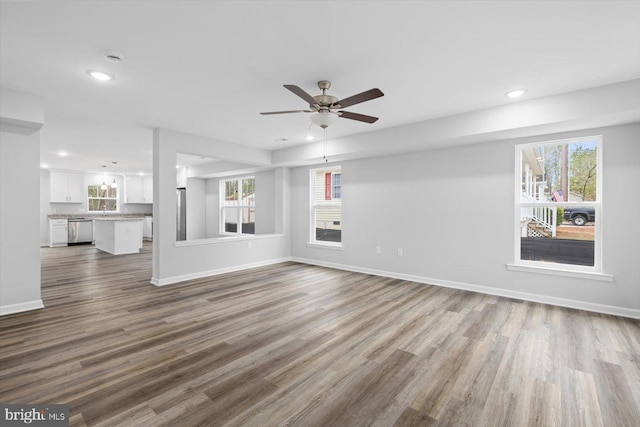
[1,244,639,426]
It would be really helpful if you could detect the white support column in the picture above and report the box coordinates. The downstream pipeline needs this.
[0,88,44,315]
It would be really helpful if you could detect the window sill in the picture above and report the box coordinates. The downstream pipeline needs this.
[306,242,345,251]
[506,264,613,282]
[174,234,284,247]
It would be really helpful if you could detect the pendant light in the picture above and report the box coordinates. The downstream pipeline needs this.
[111,177,117,189]
[100,181,108,190]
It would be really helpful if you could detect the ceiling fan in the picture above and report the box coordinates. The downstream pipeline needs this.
[260,80,384,128]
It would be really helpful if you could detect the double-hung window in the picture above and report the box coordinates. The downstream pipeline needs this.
[88,184,117,212]
[220,176,255,235]
[514,135,602,273]
[310,166,342,245]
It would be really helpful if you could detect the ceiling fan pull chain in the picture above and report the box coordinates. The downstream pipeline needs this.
[323,128,328,162]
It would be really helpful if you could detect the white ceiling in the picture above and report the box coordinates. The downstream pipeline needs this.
[1,1,639,174]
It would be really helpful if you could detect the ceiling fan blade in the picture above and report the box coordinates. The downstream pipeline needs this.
[338,111,379,123]
[284,84,318,106]
[260,110,313,115]
[335,88,384,109]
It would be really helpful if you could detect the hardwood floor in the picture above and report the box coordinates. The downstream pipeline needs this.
[1,244,639,426]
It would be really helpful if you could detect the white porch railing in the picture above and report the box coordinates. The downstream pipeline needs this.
[520,193,557,237]
[531,206,557,237]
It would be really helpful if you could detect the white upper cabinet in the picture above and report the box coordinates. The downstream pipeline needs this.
[50,172,84,203]
[143,176,153,203]
[125,176,143,203]
[125,175,153,204]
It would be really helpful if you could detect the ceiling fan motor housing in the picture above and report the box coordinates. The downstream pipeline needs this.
[312,94,339,110]
[313,80,339,110]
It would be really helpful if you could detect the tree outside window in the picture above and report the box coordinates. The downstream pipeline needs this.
[88,185,117,212]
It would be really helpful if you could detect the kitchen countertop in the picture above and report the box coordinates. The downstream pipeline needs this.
[93,217,145,221]
[48,214,151,219]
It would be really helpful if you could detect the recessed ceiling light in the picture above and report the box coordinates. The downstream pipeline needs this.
[506,89,526,98]
[58,151,68,157]
[87,70,114,81]
[139,172,144,176]
[305,134,315,141]
[41,163,48,168]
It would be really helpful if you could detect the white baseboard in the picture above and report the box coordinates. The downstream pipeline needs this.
[150,257,292,286]
[291,257,640,320]
[0,299,44,316]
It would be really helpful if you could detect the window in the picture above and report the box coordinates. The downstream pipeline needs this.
[310,166,342,245]
[220,177,255,235]
[88,184,117,212]
[332,172,341,199]
[515,136,602,272]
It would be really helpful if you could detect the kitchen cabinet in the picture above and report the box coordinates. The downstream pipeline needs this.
[50,172,84,203]
[49,219,68,247]
[143,216,153,240]
[143,176,153,203]
[125,175,153,204]
[94,218,143,255]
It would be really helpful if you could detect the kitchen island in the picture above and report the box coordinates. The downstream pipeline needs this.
[94,217,144,255]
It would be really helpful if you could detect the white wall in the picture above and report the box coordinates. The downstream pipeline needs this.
[152,128,289,285]
[186,177,206,240]
[205,178,219,238]
[290,123,640,316]
[0,88,43,315]
[0,131,42,314]
[255,169,276,235]
[39,169,50,245]
[0,87,44,134]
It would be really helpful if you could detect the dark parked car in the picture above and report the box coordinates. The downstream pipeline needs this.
[564,207,595,226]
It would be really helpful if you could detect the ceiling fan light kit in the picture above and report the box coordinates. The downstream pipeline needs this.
[310,111,339,129]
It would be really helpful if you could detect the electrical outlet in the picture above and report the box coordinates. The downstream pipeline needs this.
[376,246,381,254]
[397,248,403,257]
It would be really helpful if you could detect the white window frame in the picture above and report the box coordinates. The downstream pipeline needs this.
[219,176,255,236]
[87,184,118,212]
[308,166,343,249]
[331,172,341,200]
[512,135,604,276]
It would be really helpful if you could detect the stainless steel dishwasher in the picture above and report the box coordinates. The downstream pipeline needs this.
[68,218,93,244]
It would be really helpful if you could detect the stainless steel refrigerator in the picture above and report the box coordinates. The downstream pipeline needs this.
[176,187,186,241]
